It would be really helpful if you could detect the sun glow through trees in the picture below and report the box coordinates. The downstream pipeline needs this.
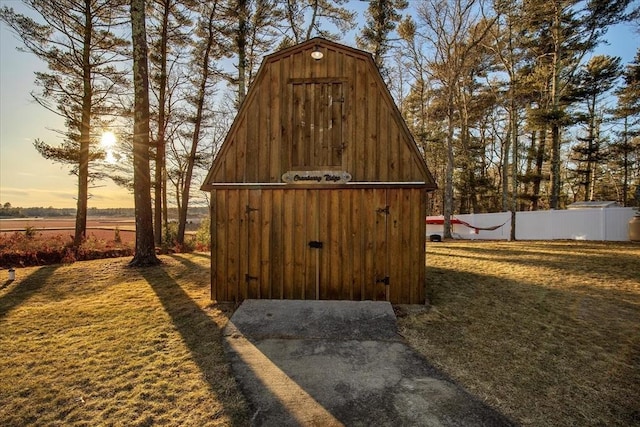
[101,131,117,164]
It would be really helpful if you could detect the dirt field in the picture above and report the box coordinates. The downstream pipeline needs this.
[0,217,136,231]
[0,217,136,243]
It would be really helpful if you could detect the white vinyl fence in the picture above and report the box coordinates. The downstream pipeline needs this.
[426,208,638,241]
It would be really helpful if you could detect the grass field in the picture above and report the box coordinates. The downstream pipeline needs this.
[1,242,638,426]
[0,254,248,426]
[399,241,640,427]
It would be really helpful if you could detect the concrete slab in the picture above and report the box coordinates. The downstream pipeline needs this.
[224,300,515,426]
[226,299,400,341]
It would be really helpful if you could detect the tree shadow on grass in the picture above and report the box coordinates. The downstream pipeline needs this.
[422,265,640,426]
[137,258,248,425]
[432,243,640,284]
[0,266,59,319]
[0,278,13,290]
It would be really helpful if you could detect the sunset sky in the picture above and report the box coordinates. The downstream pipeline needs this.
[1,1,638,209]
[0,0,133,209]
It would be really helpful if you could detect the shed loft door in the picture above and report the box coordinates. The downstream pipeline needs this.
[291,81,344,168]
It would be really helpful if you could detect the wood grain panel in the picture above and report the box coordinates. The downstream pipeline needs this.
[293,190,307,299]
[328,189,342,299]
[351,189,364,301]
[260,190,272,298]
[247,189,261,298]
[214,190,227,301]
[211,187,426,304]
[206,39,433,305]
[271,189,284,299]
[203,39,435,188]
[283,189,295,299]
[388,189,401,303]
[373,189,388,301]
[238,189,249,300]
[305,189,319,299]
[354,59,367,179]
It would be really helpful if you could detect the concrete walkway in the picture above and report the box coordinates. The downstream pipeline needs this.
[224,300,515,427]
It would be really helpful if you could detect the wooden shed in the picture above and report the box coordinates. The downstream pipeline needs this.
[201,38,437,304]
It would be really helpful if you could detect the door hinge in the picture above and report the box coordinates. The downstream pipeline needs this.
[245,205,259,214]
[377,205,390,215]
[376,276,390,285]
[245,274,258,282]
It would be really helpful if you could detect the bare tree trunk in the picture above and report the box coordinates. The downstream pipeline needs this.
[443,88,455,239]
[417,0,495,238]
[236,0,248,104]
[305,0,318,40]
[510,92,518,240]
[523,130,536,210]
[532,127,547,211]
[130,0,160,266]
[549,2,563,209]
[550,123,561,208]
[502,122,511,212]
[74,0,93,248]
[154,1,170,246]
[459,85,477,214]
[622,116,629,206]
[176,4,217,245]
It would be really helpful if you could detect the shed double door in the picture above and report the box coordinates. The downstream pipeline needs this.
[212,188,395,302]
[300,189,390,301]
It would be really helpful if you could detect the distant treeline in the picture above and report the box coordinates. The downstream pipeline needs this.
[0,205,209,218]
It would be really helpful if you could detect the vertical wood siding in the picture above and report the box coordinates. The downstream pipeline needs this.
[210,187,426,304]
[205,43,433,185]
[204,40,434,305]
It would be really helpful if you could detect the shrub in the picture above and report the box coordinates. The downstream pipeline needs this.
[24,225,37,239]
[160,222,178,253]
[159,221,204,253]
[0,231,133,268]
[195,218,210,252]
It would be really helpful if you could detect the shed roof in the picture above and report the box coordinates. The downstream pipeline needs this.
[567,201,621,209]
[201,37,436,191]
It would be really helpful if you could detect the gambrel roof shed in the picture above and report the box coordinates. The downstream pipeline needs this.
[201,37,436,189]
[201,38,436,304]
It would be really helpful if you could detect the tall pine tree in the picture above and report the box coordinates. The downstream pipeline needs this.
[0,1,129,247]
[569,55,621,201]
[520,0,631,208]
[613,49,640,206]
[130,0,160,266]
[356,0,408,79]
[148,0,194,246]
